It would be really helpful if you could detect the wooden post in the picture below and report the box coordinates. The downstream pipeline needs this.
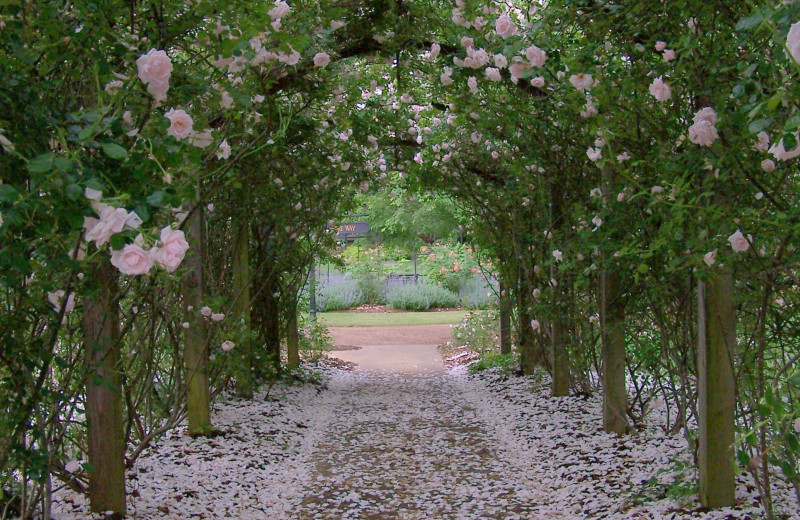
[550,181,570,396]
[499,278,511,355]
[232,218,253,398]
[287,302,300,369]
[601,269,629,434]
[182,204,211,435]
[697,274,736,507]
[83,261,126,517]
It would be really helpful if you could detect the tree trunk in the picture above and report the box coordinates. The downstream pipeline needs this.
[499,278,511,356]
[287,302,300,369]
[83,261,126,517]
[264,284,282,378]
[182,205,211,435]
[232,218,254,398]
[601,269,629,434]
[517,275,537,375]
[697,274,736,507]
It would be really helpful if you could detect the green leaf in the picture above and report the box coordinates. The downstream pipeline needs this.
[736,12,762,31]
[109,233,127,251]
[748,118,772,134]
[784,114,800,132]
[767,92,784,111]
[102,142,128,160]
[54,157,74,173]
[147,190,167,207]
[66,183,82,201]
[28,153,55,173]
[0,184,18,202]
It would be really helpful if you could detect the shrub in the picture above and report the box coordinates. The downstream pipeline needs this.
[385,282,460,310]
[459,275,498,309]
[451,309,500,355]
[469,352,518,374]
[316,275,365,311]
[299,316,335,362]
[348,250,386,304]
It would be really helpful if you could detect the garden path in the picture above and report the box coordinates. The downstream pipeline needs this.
[295,325,546,519]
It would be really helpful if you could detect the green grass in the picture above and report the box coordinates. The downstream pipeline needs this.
[316,310,467,327]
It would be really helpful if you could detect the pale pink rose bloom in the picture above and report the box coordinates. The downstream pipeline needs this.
[494,53,508,68]
[84,187,102,201]
[136,49,172,101]
[508,63,529,79]
[200,306,213,317]
[769,133,800,160]
[703,250,717,266]
[787,21,800,64]
[220,91,233,109]
[217,139,231,160]
[441,74,453,86]
[122,110,133,125]
[531,76,545,87]
[590,187,602,197]
[152,226,189,272]
[85,204,132,245]
[221,340,235,351]
[525,45,547,67]
[530,319,540,331]
[110,244,154,275]
[165,109,193,140]
[429,43,441,60]
[693,107,717,125]
[617,152,631,162]
[794,417,800,433]
[467,76,478,93]
[755,131,770,152]
[313,52,331,67]
[190,130,213,148]
[651,186,664,194]
[592,216,602,227]
[688,120,718,146]
[485,67,502,82]
[495,13,518,39]
[655,41,667,51]
[649,76,671,101]
[552,250,563,262]
[662,49,676,61]
[617,192,626,202]
[728,230,749,252]
[211,313,225,322]
[460,36,474,48]
[586,147,602,162]
[533,288,541,298]
[761,159,776,172]
[569,73,593,90]
[268,1,290,20]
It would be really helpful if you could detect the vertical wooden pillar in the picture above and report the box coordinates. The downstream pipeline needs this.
[287,302,300,369]
[601,269,629,434]
[232,218,253,398]
[499,278,511,356]
[697,274,736,507]
[83,261,126,517]
[182,205,211,435]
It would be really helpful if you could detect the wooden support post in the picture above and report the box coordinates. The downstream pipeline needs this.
[601,269,629,434]
[182,205,211,435]
[83,261,126,517]
[697,275,736,507]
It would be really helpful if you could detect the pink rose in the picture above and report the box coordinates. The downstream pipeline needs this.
[85,203,140,246]
[485,67,502,82]
[268,1,290,20]
[688,120,718,146]
[655,41,667,51]
[495,13,518,39]
[509,63,529,79]
[152,226,189,272]
[525,45,547,67]
[649,76,671,101]
[569,73,593,91]
[769,133,800,161]
[662,49,676,61]
[728,230,749,252]
[110,244,154,275]
[531,76,545,87]
[530,319,540,331]
[693,107,717,125]
[313,52,331,67]
[221,340,235,351]
[165,109,193,140]
[136,49,172,102]
[190,129,213,148]
[217,140,231,160]
[787,21,800,64]
[211,313,225,322]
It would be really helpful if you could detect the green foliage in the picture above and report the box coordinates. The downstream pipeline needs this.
[469,352,518,374]
[347,249,387,305]
[299,317,336,363]
[316,277,366,311]
[451,309,500,357]
[385,282,460,311]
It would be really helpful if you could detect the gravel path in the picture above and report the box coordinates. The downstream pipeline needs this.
[297,370,543,520]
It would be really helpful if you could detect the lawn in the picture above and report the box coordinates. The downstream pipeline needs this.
[317,310,467,327]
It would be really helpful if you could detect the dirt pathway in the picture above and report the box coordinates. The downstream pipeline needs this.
[295,324,542,519]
